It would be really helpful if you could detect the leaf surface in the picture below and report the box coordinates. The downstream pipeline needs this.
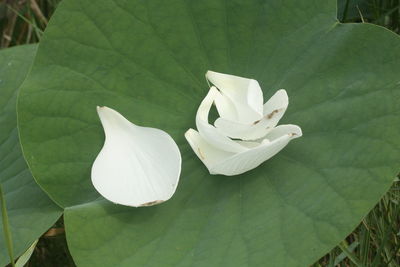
[17,1,400,266]
[0,45,62,266]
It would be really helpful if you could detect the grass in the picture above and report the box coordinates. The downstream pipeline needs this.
[26,217,75,267]
[1,0,400,266]
[313,178,400,266]
[0,0,60,48]
[340,0,400,32]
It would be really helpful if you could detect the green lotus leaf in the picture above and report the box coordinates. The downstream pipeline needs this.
[17,0,400,266]
[0,44,62,266]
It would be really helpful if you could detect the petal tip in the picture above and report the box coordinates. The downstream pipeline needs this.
[276,89,288,100]
[289,125,303,138]
[205,70,215,76]
[185,128,196,137]
[96,105,110,114]
[277,89,288,95]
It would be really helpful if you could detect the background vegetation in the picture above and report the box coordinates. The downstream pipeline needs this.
[0,0,399,266]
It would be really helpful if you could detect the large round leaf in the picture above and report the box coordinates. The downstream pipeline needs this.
[0,44,62,266]
[17,0,400,266]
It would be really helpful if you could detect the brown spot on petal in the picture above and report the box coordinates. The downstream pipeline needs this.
[266,109,280,119]
[252,119,261,125]
[140,200,164,207]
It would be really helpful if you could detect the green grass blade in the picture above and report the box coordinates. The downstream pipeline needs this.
[336,241,359,265]
[342,0,350,21]
[359,222,371,266]
[338,241,362,267]
[6,4,44,35]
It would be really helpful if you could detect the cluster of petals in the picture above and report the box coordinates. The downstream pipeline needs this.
[90,71,302,207]
[185,71,302,176]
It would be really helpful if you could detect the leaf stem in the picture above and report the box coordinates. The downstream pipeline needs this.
[0,184,15,267]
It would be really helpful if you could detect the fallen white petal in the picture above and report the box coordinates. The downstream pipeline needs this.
[91,106,181,207]
[206,70,263,123]
[214,89,289,140]
[185,125,302,176]
[196,87,248,153]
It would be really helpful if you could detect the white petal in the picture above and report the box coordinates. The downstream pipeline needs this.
[214,89,289,140]
[91,106,181,207]
[264,124,301,141]
[262,89,288,125]
[206,70,263,123]
[214,92,238,121]
[185,128,235,168]
[185,125,302,176]
[214,117,271,140]
[196,87,248,153]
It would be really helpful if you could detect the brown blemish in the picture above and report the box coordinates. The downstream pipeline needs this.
[289,133,298,137]
[266,109,280,119]
[198,148,205,160]
[252,119,261,125]
[140,200,164,207]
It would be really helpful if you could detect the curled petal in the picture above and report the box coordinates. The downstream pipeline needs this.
[206,70,263,123]
[185,125,302,176]
[214,89,289,140]
[263,124,301,141]
[185,128,235,168]
[91,106,181,207]
[196,87,248,153]
[214,91,238,121]
[262,89,288,124]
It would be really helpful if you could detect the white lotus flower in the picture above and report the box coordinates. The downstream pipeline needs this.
[185,71,302,176]
[91,106,181,207]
